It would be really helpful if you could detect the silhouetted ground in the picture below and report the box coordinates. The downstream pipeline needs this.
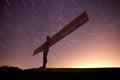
[0,65,22,71]
[0,66,120,80]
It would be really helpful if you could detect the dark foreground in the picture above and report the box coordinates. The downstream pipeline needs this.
[0,67,120,80]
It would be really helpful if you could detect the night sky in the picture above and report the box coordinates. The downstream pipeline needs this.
[0,0,120,69]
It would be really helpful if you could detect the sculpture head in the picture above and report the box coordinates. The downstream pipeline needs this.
[47,36,50,40]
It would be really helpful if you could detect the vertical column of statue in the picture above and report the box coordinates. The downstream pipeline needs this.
[41,36,50,68]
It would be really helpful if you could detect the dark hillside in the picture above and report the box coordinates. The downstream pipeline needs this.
[0,66,120,80]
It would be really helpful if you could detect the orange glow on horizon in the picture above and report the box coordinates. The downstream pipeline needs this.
[69,55,120,68]
[71,60,120,68]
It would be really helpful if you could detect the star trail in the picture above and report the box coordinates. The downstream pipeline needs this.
[0,0,120,69]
